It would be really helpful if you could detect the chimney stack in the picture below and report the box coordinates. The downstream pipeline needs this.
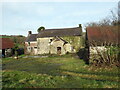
[28,31,32,36]
[79,24,82,34]
[79,24,82,28]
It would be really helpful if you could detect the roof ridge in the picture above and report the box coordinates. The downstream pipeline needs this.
[44,27,79,31]
[30,34,38,35]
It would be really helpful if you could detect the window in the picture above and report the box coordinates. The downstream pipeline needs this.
[28,42,30,45]
[50,39,53,42]
[49,39,53,44]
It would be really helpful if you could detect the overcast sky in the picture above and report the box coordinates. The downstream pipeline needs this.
[1,1,119,36]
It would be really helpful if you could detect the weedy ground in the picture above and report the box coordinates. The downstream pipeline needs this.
[2,54,120,88]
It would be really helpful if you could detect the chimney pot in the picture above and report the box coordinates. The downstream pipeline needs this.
[79,24,82,28]
[28,31,32,36]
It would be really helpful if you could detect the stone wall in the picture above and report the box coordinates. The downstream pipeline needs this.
[5,48,13,57]
[37,37,74,55]
[50,39,66,55]
[37,37,53,54]
[27,36,82,55]
[25,41,37,55]
[64,43,74,53]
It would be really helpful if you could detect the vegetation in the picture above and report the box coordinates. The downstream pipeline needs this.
[2,54,119,88]
[89,43,120,67]
[85,6,119,27]
[37,26,45,33]
[62,36,84,52]
[10,35,26,49]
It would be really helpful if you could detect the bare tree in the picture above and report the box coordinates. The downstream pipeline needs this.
[85,4,119,27]
[85,22,99,27]
[118,1,120,24]
[98,16,112,26]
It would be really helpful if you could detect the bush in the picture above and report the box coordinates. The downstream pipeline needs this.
[90,43,120,67]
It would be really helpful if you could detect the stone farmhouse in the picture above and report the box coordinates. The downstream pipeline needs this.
[85,26,119,60]
[25,24,83,55]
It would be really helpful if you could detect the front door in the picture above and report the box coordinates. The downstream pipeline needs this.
[57,47,61,55]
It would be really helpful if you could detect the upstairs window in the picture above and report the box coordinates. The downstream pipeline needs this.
[49,39,53,43]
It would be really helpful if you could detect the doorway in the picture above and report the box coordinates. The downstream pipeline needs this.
[2,49,5,57]
[57,47,61,55]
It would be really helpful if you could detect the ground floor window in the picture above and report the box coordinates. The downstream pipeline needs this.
[34,47,37,49]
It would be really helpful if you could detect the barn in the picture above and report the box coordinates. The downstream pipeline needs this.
[85,26,119,63]
[0,38,14,57]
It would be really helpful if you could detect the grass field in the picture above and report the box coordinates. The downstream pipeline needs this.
[2,54,120,88]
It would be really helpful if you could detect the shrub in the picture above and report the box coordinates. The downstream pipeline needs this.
[89,42,120,67]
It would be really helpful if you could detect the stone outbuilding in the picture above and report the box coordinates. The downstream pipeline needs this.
[85,26,119,61]
[0,38,14,57]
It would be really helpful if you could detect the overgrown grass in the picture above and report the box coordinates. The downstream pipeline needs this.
[2,54,119,88]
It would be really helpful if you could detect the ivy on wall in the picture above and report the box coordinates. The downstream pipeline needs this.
[62,36,84,52]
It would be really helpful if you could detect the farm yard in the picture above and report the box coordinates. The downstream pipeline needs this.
[2,54,119,88]
[1,1,120,89]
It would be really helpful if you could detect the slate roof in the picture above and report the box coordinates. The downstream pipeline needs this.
[25,34,37,42]
[37,27,82,38]
[0,38,14,49]
[86,26,119,46]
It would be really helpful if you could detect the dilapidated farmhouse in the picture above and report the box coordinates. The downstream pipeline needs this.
[25,24,83,55]
[0,38,14,57]
[85,26,119,60]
